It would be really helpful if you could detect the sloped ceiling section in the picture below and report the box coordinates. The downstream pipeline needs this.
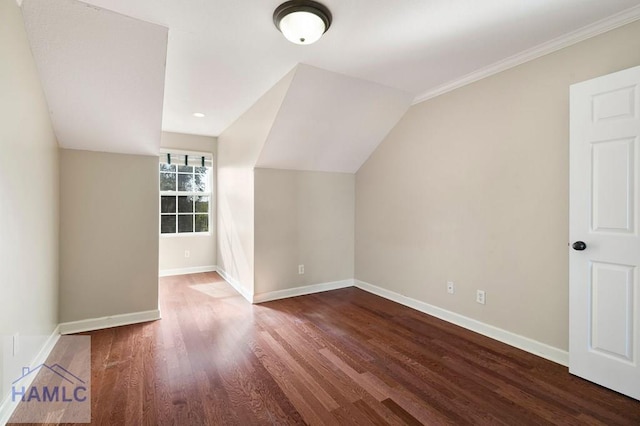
[21,0,168,156]
[256,64,412,173]
[219,68,296,169]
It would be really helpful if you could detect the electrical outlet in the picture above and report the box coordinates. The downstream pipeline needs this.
[298,264,304,274]
[184,250,190,258]
[446,281,455,294]
[476,290,486,305]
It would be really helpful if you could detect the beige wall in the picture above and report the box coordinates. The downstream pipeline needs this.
[0,0,60,402]
[217,70,295,298]
[59,149,159,322]
[355,21,640,351]
[254,169,355,296]
[159,132,217,273]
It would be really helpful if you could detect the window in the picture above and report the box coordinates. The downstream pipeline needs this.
[160,162,211,235]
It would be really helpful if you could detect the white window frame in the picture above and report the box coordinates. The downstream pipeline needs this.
[159,149,213,237]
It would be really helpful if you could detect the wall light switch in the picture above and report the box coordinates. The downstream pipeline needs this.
[298,264,304,274]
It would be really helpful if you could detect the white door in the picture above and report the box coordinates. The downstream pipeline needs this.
[570,65,640,400]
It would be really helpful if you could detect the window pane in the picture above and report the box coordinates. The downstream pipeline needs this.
[195,196,209,213]
[194,166,207,174]
[161,215,176,234]
[178,215,193,233]
[178,165,193,173]
[195,214,208,232]
[178,174,195,191]
[194,174,207,192]
[178,196,194,213]
[161,196,176,213]
[160,163,176,172]
[160,173,176,191]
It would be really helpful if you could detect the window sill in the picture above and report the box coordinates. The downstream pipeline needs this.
[160,232,212,238]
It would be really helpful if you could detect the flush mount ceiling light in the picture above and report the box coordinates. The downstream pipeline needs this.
[193,112,205,118]
[273,0,332,45]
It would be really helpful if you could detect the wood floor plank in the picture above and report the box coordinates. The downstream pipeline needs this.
[319,347,387,402]
[273,323,363,405]
[253,333,335,424]
[10,273,640,425]
[381,398,425,426]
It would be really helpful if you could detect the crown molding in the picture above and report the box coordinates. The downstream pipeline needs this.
[413,4,640,105]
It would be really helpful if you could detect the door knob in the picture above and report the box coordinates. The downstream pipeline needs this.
[572,241,587,251]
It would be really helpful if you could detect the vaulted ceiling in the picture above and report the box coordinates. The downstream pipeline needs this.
[20,0,640,160]
[21,0,167,156]
[255,64,412,173]
[69,0,640,136]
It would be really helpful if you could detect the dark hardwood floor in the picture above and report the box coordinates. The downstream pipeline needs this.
[11,272,640,425]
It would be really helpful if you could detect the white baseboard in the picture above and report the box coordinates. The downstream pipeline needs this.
[253,279,355,304]
[159,265,217,277]
[216,266,254,303]
[355,280,569,366]
[0,325,61,425]
[59,309,161,335]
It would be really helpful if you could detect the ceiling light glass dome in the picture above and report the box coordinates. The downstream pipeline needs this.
[273,1,332,45]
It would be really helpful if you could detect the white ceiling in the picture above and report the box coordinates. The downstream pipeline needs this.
[256,64,412,173]
[21,0,167,156]
[18,0,640,161]
[72,0,640,137]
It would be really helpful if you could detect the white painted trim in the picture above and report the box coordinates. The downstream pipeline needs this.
[0,325,61,425]
[413,5,640,105]
[159,265,217,277]
[58,310,161,335]
[216,266,254,303]
[253,279,355,304]
[354,280,569,366]
[159,232,213,239]
[159,147,214,158]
